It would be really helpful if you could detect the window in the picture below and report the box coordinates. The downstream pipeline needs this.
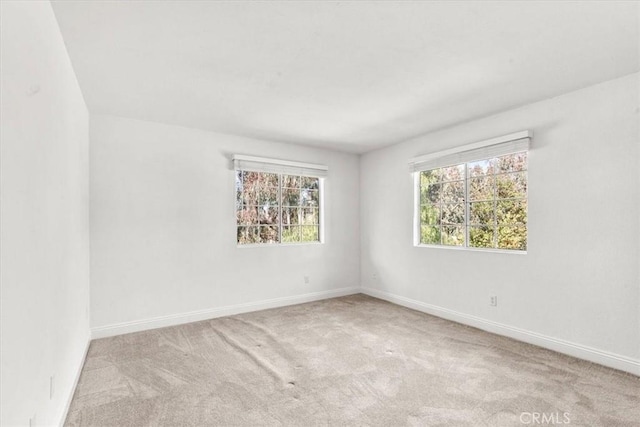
[233,155,326,245]
[411,132,530,252]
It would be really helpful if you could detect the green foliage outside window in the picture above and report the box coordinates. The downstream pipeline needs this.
[236,171,320,245]
[419,152,527,250]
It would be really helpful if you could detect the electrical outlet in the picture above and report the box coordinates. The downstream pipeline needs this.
[490,296,498,307]
[372,272,378,281]
[50,375,54,399]
[303,276,310,284]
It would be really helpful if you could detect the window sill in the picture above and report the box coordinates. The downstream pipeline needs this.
[237,241,323,248]
[415,244,527,255]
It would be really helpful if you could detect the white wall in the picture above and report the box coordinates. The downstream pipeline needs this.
[89,115,360,332]
[0,2,91,426]
[360,74,640,369]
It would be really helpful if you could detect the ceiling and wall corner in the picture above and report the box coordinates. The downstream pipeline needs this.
[50,1,639,154]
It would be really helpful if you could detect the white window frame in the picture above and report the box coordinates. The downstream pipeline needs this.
[410,131,531,253]
[233,155,327,247]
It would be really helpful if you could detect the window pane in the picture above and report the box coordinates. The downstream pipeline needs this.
[421,169,441,185]
[468,159,495,177]
[442,226,465,246]
[258,186,279,206]
[282,207,301,225]
[419,183,429,204]
[469,201,495,225]
[282,188,300,206]
[282,226,301,243]
[241,181,259,204]
[259,173,279,187]
[258,207,279,225]
[237,226,260,244]
[243,171,260,185]
[497,225,527,250]
[237,206,259,225]
[496,172,527,199]
[282,175,300,188]
[301,207,319,225]
[424,183,441,204]
[496,199,527,224]
[497,152,527,173]
[420,204,440,225]
[441,203,464,224]
[441,164,465,182]
[301,176,319,190]
[259,226,279,244]
[300,189,319,207]
[235,171,243,206]
[420,225,440,245]
[469,226,495,248]
[469,176,495,201]
[441,181,465,203]
[301,225,319,242]
[236,188,243,209]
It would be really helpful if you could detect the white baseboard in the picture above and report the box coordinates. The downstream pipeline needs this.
[91,287,360,339]
[59,334,91,427]
[90,285,639,375]
[362,287,640,376]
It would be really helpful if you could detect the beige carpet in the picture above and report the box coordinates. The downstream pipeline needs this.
[65,294,639,426]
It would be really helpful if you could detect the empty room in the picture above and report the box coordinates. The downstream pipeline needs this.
[1,1,639,426]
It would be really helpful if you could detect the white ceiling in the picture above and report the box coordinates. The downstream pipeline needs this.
[51,1,639,153]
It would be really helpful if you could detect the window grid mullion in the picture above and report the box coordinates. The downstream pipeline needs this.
[439,199,443,245]
[493,172,498,248]
[278,174,283,244]
[465,163,470,248]
[298,178,302,242]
